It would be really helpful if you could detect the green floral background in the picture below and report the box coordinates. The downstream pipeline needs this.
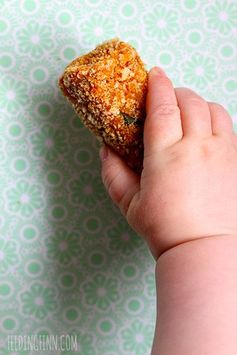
[0,0,237,354]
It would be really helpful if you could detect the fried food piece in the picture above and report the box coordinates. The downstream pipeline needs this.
[58,38,148,173]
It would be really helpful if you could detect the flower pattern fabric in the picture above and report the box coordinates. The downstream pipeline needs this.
[0,0,236,353]
[30,125,68,162]
[45,228,81,265]
[121,320,153,354]
[83,273,119,310]
[20,283,57,320]
[0,239,19,274]
[143,6,180,41]
[0,76,28,113]
[16,21,54,59]
[68,170,106,209]
[182,53,217,89]
[80,12,116,46]
[106,219,143,255]
[5,180,44,218]
[205,1,237,36]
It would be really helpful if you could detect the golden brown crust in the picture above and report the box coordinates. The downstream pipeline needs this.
[58,38,148,173]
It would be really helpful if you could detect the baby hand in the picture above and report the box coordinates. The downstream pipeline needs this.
[100,67,237,260]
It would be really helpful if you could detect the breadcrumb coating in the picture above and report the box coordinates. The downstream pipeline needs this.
[58,38,148,173]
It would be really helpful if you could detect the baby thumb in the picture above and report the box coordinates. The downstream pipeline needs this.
[99,144,140,217]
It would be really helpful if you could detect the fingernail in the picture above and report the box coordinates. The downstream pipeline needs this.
[99,144,109,161]
[150,66,166,77]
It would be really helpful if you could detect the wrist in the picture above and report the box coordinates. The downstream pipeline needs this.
[152,235,237,355]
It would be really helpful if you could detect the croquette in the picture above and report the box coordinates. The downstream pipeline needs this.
[58,38,148,173]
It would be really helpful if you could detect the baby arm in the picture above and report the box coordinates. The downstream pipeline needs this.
[99,67,237,354]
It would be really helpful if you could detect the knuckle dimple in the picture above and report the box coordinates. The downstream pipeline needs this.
[160,76,172,86]
[152,103,180,117]
[188,96,206,107]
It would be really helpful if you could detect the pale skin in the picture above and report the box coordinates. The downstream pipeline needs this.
[99,67,237,354]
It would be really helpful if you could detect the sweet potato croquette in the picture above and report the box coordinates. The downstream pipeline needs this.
[58,38,148,173]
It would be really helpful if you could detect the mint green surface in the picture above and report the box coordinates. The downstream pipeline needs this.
[0,0,237,354]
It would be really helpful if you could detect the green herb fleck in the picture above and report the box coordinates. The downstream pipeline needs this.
[121,113,136,125]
